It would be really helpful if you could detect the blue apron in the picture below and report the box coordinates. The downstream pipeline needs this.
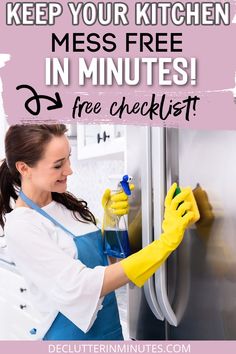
[19,191,124,341]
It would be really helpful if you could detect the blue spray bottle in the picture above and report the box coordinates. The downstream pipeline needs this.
[103,175,132,259]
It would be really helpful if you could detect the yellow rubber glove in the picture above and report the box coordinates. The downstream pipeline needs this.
[101,184,135,231]
[120,183,200,287]
[162,183,200,244]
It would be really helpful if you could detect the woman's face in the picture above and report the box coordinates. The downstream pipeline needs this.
[26,135,73,193]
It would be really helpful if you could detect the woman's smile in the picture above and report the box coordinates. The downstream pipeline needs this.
[56,178,67,184]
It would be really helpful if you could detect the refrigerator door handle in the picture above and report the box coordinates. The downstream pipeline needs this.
[144,279,164,321]
[141,126,164,321]
[152,127,178,327]
[155,268,178,327]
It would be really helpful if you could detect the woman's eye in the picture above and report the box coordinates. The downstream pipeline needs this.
[54,165,62,169]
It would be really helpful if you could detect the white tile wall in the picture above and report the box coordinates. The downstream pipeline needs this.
[67,138,125,225]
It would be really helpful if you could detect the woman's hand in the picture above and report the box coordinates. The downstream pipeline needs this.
[101,185,134,231]
[102,184,135,219]
[161,183,200,248]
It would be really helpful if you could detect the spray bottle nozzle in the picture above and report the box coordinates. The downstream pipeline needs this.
[119,174,133,196]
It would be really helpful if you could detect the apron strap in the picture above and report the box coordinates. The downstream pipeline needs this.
[19,190,77,239]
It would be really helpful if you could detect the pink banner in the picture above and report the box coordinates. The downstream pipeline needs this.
[0,341,236,354]
[0,0,236,128]
[1,341,236,354]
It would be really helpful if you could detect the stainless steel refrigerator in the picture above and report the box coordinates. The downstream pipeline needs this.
[125,126,236,340]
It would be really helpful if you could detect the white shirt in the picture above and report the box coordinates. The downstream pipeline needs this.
[4,201,106,339]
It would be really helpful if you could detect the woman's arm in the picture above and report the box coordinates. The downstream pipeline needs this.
[101,262,129,297]
[101,185,200,295]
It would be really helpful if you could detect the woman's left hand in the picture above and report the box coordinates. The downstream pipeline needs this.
[102,184,135,217]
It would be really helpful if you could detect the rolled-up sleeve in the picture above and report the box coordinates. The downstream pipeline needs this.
[5,217,105,333]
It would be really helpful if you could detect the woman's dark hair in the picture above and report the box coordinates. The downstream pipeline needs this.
[0,124,96,229]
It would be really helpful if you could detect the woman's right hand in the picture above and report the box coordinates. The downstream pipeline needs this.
[117,183,200,289]
[161,183,200,249]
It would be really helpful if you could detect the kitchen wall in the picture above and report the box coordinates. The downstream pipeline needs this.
[67,138,125,226]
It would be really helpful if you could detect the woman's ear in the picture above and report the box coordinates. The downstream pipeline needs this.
[15,161,31,178]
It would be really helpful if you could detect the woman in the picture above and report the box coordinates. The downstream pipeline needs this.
[0,124,199,340]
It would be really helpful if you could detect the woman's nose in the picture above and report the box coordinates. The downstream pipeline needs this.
[67,166,73,176]
[63,161,73,176]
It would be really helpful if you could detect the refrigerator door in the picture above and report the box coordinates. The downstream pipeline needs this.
[153,127,180,327]
[164,128,236,339]
[125,126,165,340]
